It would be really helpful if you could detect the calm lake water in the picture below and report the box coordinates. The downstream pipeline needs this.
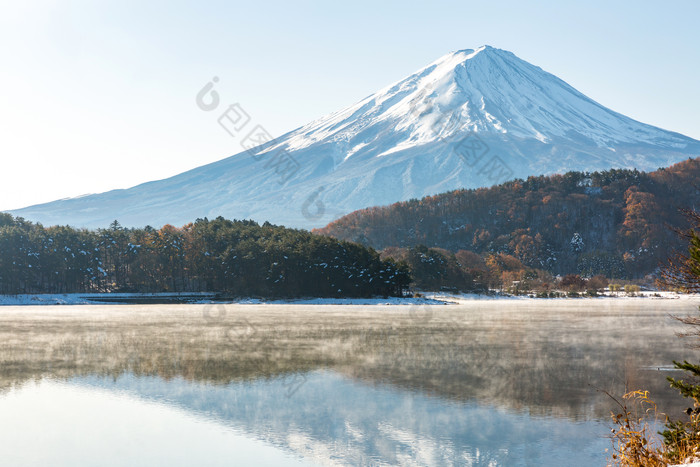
[1,299,699,466]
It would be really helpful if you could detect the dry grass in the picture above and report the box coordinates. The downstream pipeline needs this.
[607,389,700,466]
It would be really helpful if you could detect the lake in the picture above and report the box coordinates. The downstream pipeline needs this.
[1,299,699,466]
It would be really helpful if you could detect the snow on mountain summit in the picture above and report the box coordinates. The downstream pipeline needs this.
[281,45,687,154]
[10,46,700,230]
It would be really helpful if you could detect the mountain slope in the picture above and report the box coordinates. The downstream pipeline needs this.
[10,46,700,229]
[315,157,700,277]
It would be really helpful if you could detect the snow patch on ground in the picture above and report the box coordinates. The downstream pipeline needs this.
[0,293,216,306]
[1,291,697,307]
[0,293,450,307]
[0,294,92,306]
[426,290,700,305]
[261,296,448,305]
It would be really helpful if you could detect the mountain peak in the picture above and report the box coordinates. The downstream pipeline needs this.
[448,45,501,60]
[333,45,688,147]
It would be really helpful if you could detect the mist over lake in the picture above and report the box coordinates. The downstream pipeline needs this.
[1,299,698,466]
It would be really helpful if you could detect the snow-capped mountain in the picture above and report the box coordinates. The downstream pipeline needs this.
[10,46,700,229]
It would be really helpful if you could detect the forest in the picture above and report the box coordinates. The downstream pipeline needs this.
[0,215,410,297]
[3,158,697,297]
[317,158,700,281]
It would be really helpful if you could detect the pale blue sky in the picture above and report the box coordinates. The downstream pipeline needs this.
[1,0,698,210]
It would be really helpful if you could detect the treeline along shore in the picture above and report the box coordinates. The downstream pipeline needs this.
[0,214,410,298]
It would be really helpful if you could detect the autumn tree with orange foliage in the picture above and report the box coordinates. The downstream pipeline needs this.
[318,158,700,280]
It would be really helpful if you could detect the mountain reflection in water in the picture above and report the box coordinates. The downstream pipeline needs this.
[1,300,699,465]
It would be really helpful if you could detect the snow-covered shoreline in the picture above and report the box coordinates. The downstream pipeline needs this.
[429,290,700,305]
[0,291,697,307]
[0,292,446,307]
[0,292,216,306]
